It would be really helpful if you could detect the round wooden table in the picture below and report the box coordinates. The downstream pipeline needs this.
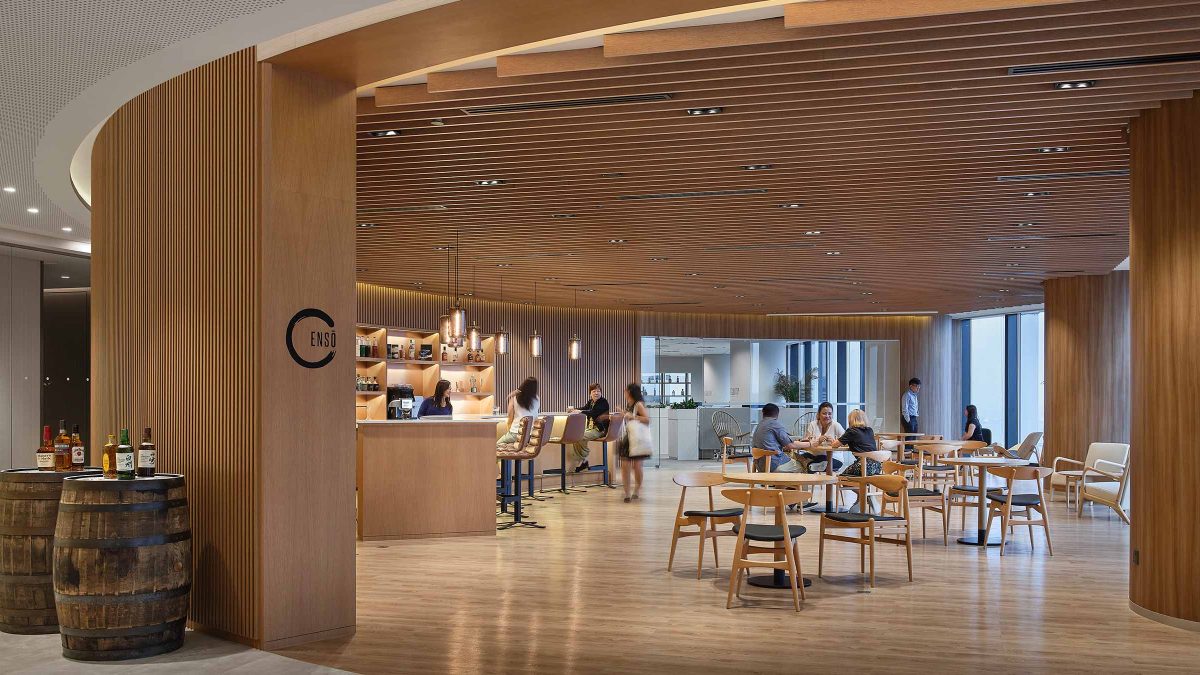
[942,457,1030,547]
[722,472,835,589]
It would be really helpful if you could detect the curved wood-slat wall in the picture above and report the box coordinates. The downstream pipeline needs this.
[92,49,261,641]
[1129,92,1200,629]
[1042,272,1131,469]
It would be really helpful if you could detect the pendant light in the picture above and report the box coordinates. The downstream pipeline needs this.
[529,281,543,358]
[465,263,481,351]
[448,231,467,343]
[439,245,456,345]
[494,275,510,355]
[567,289,582,360]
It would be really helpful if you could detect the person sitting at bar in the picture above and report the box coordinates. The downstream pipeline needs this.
[962,404,985,442]
[794,401,846,473]
[417,379,452,418]
[832,409,882,477]
[567,382,609,472]
[751,403,804,472]
[497,377,540,449]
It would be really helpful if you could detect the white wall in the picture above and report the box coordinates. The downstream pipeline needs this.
[729,340,753,404]
[0,249,42,469]
[657,356,704,402]
[864,341,900,430]
[756,341,788,403]
[702,354,730,404]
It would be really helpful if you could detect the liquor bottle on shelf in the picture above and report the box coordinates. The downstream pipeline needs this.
[37,425,54,471]
[103,433,117,479]
[408,339,416,360]
[371,337,379,358]
[467,349,473,363]
[54,420,71,471]
[116,428,135,480]
[137,427,156,478]
[440,345,448,361]
[70,424,86,470]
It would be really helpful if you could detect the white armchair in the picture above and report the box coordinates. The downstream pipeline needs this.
[1048,442,1130,513]
[1078,456,1131,524]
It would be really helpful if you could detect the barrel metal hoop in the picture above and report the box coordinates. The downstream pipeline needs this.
[55,584,191,605]
[56,499,188,513]
[54,531,191,549]
[61,475,184,491]
[59,617,186,639]
[62,637,184,662]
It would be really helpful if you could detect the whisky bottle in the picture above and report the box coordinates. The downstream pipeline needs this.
[408,339,415,360]
[103,433,117,479]
[70,424,86,470]
[137,427,156,478]
[440,345,447,361]
[54,420,71,471]
[467,349,473,363]
[37,425,55,471]
[116,428,135,480]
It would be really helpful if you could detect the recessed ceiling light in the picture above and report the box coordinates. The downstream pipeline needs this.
[861,291,873,295]
[355,267,367,272]
[742,164,774,171]
[842,267,856,272]
[2,186,14,193]
[1021,192,1050,197]
[497,263,512,268]
[649,257,668,262]
[687,273,700,276]
[357,222,375,228]
[779,203,804,209]
[552,213,577,219]
[583,288,596,292]
[1017,222,1037,227]
[1006,263,1021,267]
[826,251,841,256]
[998,289,1010,292]
[685,106,723,115]
[461,292,473,296]
[26,207,38,214]
[735,295,746,298]
[609,239,626,244]
[1035,146,1071,153]
[368,130,400,137]
[1054,80,1095,89]
[61,226,72,232]
[712,285,726,289]
[60,275,70,280]
[430,119,445,126]
[1011,245,1029,250]
[412,282,423,286]
[543,277,559,281]
[433,245,452,251]
[600,172,626,178]
[804,231,821,236]
[475,179,506,186]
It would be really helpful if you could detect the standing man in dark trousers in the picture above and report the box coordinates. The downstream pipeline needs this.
[901,378,921,449]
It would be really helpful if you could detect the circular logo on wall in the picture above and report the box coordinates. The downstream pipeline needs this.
[286,308,337,369]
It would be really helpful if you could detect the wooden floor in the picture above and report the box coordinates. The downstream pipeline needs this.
[279,461,1198,674]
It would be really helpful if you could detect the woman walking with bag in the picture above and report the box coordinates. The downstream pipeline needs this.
[617,383,653,503]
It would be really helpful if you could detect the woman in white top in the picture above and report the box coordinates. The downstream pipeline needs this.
[795,401,848,473]
[497,377,540,449]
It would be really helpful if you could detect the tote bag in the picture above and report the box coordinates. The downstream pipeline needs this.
[624,418,654,459]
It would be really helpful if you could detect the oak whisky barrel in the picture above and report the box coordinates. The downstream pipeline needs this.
[54,474,191,661]
[0,468,99,634]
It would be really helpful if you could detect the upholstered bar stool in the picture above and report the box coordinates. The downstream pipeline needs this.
[497,417,539,529]
[583,414,624,489]
[542,413,587,494]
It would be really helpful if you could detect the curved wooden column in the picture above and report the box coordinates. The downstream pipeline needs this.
[1129,92,1200,631]
[1042,273,1130,470]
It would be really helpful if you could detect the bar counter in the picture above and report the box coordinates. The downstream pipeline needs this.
[356,417,504,540]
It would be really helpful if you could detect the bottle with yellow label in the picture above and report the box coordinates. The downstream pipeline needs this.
[102,433,117,479]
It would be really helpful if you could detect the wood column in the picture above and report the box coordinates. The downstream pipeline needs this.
[91,49,356,648]
[1042,273,1130,469]
[1129,92,1200,631]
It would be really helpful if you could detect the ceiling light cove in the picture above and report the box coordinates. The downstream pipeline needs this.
[2,186,14,193]
[61,226,72,232]
[685,106,723,115]
[368,130,400,137]
[1054,80,1096,89]
[475,179,507,186]
[25,207,38,214]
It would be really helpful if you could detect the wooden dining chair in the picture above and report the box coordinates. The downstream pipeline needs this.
[882,460,948,545]
[721,487,811,611]
[668,472,744,578]
[919,443,959,493]
[983,465,1053,556]
[835,449,892,512]
[719,436,752,475]
[819,473,913,588]
[750,447,775,474]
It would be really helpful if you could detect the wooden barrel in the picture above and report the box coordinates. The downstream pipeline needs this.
[53,474,191,661]
[0,468,99,634]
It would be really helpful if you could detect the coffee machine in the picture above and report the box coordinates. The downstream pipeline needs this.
[387,384,415,419]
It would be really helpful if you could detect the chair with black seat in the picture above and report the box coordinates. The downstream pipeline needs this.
[712,410,752,457]
[819,473,913,588]
[834,449,892,512]
[721,487,811,611]
[983,465,1052,555]
[883,460,948,545]
[496,416,542,530]
[582,414,623,488]
[668,472,743,579]
[946,440,1001,529]
[543,412,587,494]
[720,436,752,475]
[919,443,960,493]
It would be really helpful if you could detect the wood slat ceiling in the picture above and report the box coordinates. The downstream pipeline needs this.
[353,0,1200,314]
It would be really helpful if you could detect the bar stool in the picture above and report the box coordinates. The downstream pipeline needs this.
[497,417,540,529]
[542,413,587,494]
[583,414,624,489]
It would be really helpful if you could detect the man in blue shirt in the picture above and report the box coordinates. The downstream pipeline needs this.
[901,378,921,448]
[751,403,804,471]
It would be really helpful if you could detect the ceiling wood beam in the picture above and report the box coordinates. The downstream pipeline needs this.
[783,0,1093,28]
[602,18,794,57]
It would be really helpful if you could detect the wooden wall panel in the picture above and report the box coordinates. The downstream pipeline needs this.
[1129,92,1200,628]
[1042,272,1130,469]
[259,62,357,649]
[92,49,261,642]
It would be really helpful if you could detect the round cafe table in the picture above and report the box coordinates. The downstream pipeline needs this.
[941,456,1031,546]
[722,471,836,589]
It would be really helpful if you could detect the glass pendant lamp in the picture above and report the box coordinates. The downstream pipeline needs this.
[568,333,582,360]
[529,329,543,358]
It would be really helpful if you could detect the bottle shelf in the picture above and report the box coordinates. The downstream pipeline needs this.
[448,391,492,398]
[387,359,438,366]
[356,357,385,364]
[440,361,495,368]
[355,390,384,396]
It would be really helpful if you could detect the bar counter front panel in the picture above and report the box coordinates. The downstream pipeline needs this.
[356,419,503,540]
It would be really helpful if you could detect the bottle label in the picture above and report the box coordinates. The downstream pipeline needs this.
[37,453,54,468]
[71,446,85,464]
[117,452,134,471]
[139,448,156,468]
[54,443,69,454]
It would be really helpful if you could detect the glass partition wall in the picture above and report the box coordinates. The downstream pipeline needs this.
[641,336,899,460]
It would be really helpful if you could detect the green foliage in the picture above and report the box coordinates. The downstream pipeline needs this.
[669,397,700,409]
[774,368,819,403]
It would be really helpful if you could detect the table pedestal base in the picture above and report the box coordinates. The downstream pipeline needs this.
[957,529,1006,547]
[747,573,813,589]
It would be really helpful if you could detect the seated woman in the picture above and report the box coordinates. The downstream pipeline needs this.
[497,377,540,450]
[962,404,985,442]
[831,408,882,477]
[794,401,846,473]
[567,382,609,472]
[416,379,452,418]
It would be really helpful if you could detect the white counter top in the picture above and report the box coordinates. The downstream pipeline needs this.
[357,416,504,426]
